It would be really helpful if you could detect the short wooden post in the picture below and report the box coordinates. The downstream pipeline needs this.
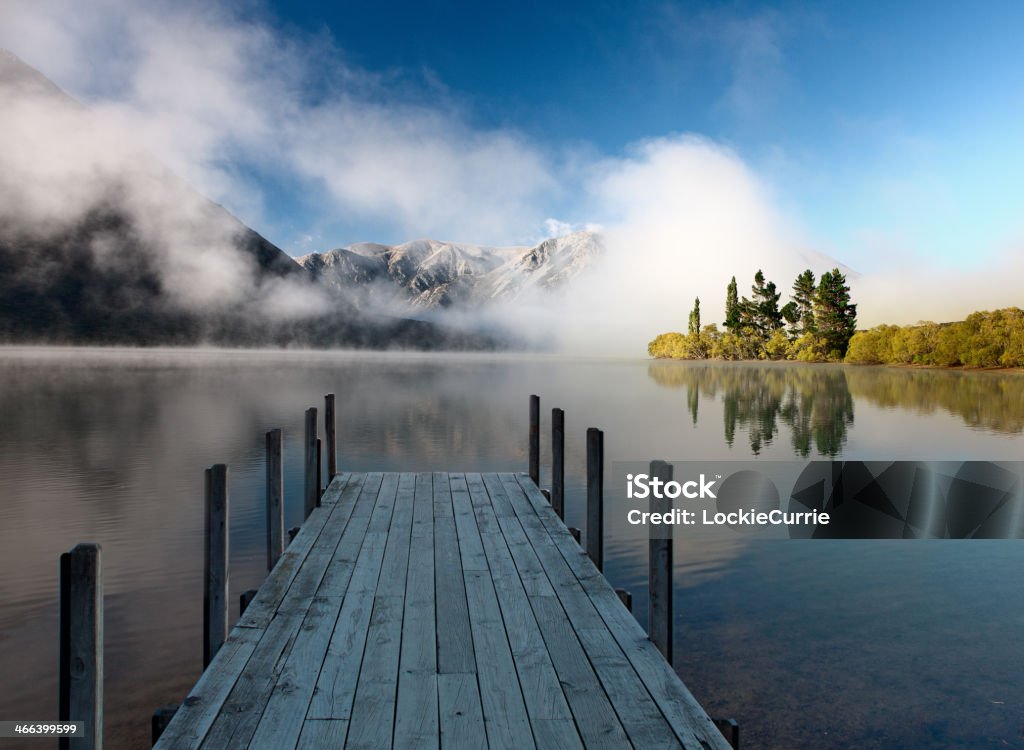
[586,427,604,572]
[304,408,318,518]
[288,526,300,543]
[59,543,102,750]
[569,527,581,544]
[615,588,633,612]
[204,465,229,669]
[266,429,283,572]
[325,393,337,480]
[551,408,565,519]
[528,395,540,485]
[540,489,551,501]
[713,718,740,749]
[316,437,323,502]
[239,589,258,617]
[648,460,673,664]
[151,705,178,745]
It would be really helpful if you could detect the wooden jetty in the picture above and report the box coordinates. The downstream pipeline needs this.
[58,395,736,749]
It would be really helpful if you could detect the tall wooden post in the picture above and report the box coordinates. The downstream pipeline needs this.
[304,408,318,518]
[528,395,540,486]
[204,464,229,668]
[265,428,284,572]
[316,438,323,502]
[59,543,102,750]
[552,408,565,519]
[648,460,674,664]
[586,428,604,571]
[325,393,337,481]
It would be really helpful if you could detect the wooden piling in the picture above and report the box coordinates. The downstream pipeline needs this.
[615,588,633,612]
[59,543,102,750]
[586,427,604,572]
[239,589,258,617]
[204,465,229,669]
[265,429,283,572]
[713,718,740,749]
[325,393,337,480]
[528,394,540,485]
[316,437,323,503]
[648,460,674,664]
[151,705,178,746]
[569,527,581,544]
[552,408,565,519]
[304,408,318,518]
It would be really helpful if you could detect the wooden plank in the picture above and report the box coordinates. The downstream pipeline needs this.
[511,474,731,750]
[205,464,229,668]
[307,473,396,720]
[501,473,684,748]
[199,476,373,749]
[466,475,581,749]
[244,476,382,748]
[59,543,102,750]
[479,474,554,598]
[438,674,486,749]
[434,475,475,675]
[297,719,348,749]
[346,473,416,748]
[241,475,353,626]
[266,429,284,572]
[457,493,535,750]
[394,472,439,748]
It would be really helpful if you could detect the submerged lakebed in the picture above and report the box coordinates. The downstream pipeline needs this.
[0,348,1021,748]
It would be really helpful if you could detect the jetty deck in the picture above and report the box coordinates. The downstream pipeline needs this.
[153,471,730,749]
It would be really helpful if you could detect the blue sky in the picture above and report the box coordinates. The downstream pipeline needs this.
[252,0,1024,268]
[4,0,1023,279]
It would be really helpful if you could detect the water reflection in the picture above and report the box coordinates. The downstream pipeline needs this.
[648,362,855,456]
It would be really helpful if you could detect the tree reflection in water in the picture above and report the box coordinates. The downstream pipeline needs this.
[648,362,854,456]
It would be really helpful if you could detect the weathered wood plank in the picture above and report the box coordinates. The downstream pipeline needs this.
[501,473,684,749]
[434,475,475,675]
[197,475,369,748]
[510,474,731,750]
[297,719,348,749]
[438,674,486,749]
[307,473,396,720]
[394,473,439,748]
[450,473,488,572]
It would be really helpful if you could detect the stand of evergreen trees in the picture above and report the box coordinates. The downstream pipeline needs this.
[649,267,858,362]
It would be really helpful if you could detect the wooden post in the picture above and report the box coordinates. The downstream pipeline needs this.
[325,393,337,480]
[239,589,258,617]
[151,705,178,745]
[713,718,740,749]
[551,408,565,519]
[266,429,283,572]
[304,408,318,518]
[586,427,604,572]
[59,543,102,750]
[615,588,633,612]
[528,395,540,485]
[288,526,300,543]
[204,465,229,669]
[316,437,323,503]
[569,527,581,544]
[648,460,673,664]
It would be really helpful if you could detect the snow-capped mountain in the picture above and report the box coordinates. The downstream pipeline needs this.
[297,231,604,311]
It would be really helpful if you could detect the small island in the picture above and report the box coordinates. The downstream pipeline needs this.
[648,269,1024,369]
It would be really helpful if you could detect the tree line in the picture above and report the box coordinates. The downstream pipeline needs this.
[846,308,1024,368]
[649,267,858,362]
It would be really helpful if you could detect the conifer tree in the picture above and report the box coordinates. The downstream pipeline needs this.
[815,268,857,356]
[791,269,817,335]
[688,297,701,336]
[724,277,740,331]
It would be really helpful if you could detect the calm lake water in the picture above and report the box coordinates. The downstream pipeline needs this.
[0,347,1022,749]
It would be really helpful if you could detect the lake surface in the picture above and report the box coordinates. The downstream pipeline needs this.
[0,348,1022,749]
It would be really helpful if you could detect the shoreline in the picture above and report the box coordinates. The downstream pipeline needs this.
[648,356,1024,375]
